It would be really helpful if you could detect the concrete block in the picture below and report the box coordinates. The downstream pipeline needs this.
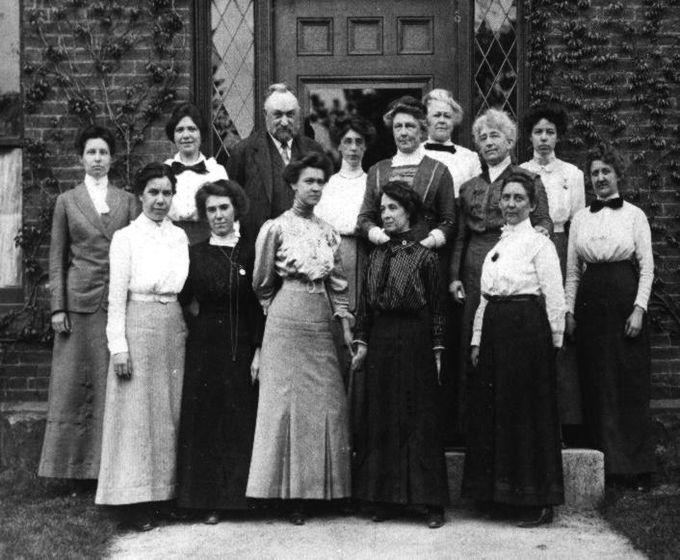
[446,448,605,509]
[0,401,47,470]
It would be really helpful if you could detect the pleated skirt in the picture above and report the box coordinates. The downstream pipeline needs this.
[246,282,351,500]
[95,300,187,505]
[353,311,449,507]
[39,309,109,479]
[575,261,655,475]
[462,298,564,506]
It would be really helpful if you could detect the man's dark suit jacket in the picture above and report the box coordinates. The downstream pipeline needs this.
[226,130,324,240]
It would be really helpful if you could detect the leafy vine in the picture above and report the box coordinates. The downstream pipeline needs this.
[0,0,186,344]
[527,0,680,338]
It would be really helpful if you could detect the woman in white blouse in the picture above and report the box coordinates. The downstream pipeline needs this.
[462,172,565,528]
[520,102,586,444]
[421,88,482,197]
[164,103,228,244]
[565,145,655,491]
[96,163,190,531]
[520,102,585,276]
[315,115,376,313]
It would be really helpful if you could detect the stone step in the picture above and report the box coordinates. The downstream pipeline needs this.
[2,403,605,509]
[446,449,605,508]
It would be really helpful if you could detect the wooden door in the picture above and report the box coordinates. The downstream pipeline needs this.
[272,0,467,167]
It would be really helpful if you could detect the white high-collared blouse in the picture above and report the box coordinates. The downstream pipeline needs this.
[106,214,189,354]
[472,218,566,348]
[422,141,482,198]
[164,153,228,221]
[521,155,585,233]
[565,199,653,314]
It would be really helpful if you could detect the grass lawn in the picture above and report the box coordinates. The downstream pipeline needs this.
[601,478,680,560]
[0,467,118,560]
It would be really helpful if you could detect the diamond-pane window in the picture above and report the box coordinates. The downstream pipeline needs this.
[211,0,255,160]
[474,0,518,119]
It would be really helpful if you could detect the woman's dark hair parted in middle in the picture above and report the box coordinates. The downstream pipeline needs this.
[283,152,334,185]
[195,180,250,220]
[330,115,377,147]
[165,102,207,142]
[75,125,117,156]
[381,180,422,225]
[522,102,568,137]
[133,162,177,196]
[501,171,538,205]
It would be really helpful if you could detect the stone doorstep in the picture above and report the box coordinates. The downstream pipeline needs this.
[1,403,605,509]
[446,449,605,509]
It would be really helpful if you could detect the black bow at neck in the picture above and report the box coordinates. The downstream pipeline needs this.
[424,143,457,154]
[170,160,208,175]
[589,197,623,213]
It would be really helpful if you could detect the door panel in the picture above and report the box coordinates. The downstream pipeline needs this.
[274,0,462,166]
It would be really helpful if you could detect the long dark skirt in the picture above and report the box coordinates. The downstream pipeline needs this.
[353,310,449,507]
[177,309,258,510]
[575,261,655,475]
[462,298,564,506]
[454,230,500,433]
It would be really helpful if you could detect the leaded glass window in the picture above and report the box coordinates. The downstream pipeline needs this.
[474,0,518,119]
[211,0,255,161]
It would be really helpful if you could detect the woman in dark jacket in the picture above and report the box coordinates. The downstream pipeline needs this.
[177,180,263,524]
[39,125,137,485]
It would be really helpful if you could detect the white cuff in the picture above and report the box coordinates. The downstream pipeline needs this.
[429,228,446,248]
[108,339,129,355]
[368,226,390,245]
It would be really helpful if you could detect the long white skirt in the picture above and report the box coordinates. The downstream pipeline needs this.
[96,300,187,505]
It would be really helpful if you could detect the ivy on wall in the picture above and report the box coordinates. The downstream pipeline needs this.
[526,0,680,337]
[0,0,186,343]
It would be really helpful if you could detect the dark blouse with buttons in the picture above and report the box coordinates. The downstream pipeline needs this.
[354,231,445,348]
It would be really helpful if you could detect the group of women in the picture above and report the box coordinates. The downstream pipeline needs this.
[39,90,656,532]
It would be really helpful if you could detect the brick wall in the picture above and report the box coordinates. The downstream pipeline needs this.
[531,0,680,413]
[0,0,193,401]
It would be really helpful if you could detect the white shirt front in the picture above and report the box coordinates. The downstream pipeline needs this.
[106,214,189,354]
[84,174,110,214]
[392,145,425,167]
[487,156,512,183]
[521,154,585,233]
[472,218,566,347]
[315,172,367,235]
[565,199,653,313]
[164,153,228,221]
[422,140,482,197]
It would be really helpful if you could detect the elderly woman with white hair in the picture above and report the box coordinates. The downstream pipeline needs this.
[422,88,482,196]
[357,96,456,251]
[449,108,552,434]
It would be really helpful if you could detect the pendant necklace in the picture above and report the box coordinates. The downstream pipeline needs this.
[217,244,243,361]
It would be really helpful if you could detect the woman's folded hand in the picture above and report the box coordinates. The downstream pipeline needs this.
[112,352,133,380]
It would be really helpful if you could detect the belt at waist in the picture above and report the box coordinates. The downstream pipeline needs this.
[129,292,178,303]
[584,260,633,267]
[280,278,326,294]
[485,294,539,303]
